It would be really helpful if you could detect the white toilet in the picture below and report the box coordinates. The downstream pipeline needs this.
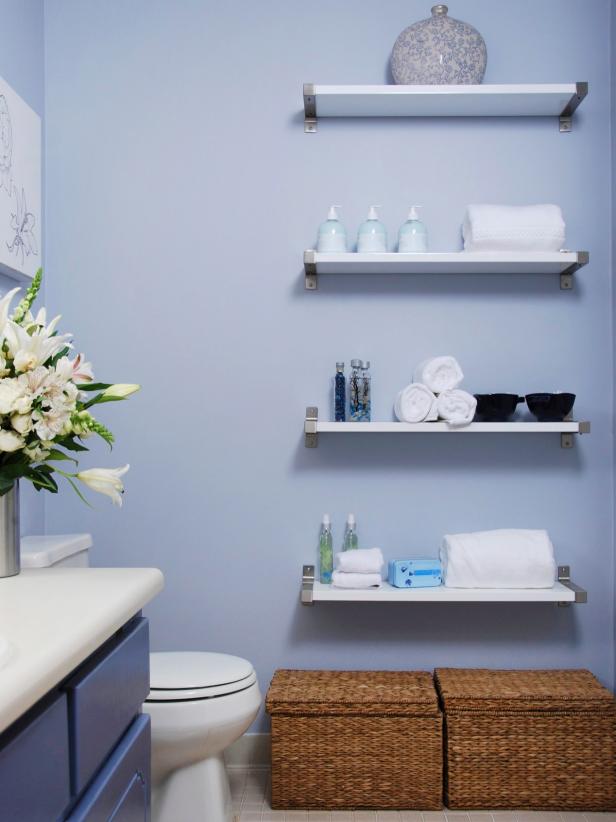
[143,652,261,822]
[20,535,261,822]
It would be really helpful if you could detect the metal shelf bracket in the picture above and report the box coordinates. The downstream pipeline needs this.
[305,406,319,448]
[557,564,587,606]
[559,82,588,132]
[304,250,317,290]
[304,84,317,133]
[560,250,589,290]
[301,564,315,605]
[561,420,590,448]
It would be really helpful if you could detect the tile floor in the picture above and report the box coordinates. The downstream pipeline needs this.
[229,768,616,822]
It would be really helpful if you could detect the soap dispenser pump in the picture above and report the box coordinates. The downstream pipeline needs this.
[398,206,428,253]
[316,205,347,253]
[357,205,387,253]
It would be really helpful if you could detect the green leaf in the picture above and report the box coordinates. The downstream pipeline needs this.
[45,449,78,465]
[75,382,112,392]
[57,436,89,453]
[66,476,93,507]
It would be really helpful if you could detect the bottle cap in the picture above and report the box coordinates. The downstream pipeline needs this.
[362,360,371,369]
[336,362,344,370]
[367,205,381,220]
[347,513,356,527]
[322,513,331,526]
[408,205,423,220]
[351,359,362,368]
[327,205,341,220]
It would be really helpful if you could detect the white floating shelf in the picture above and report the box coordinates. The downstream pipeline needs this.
[304,408,591,449]
[303,83,588,132]
[301,566,586,606]
[303,250,589,290]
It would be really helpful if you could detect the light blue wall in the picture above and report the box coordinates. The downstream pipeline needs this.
[0,0,45,535]
[611,0,616,692]
[43,0,614,728]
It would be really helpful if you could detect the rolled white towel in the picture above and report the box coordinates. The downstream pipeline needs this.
[332,571,382,589]
[335,547,384,574]
[394,383,438,423]
[414,357,464,394]
[462,204,566,252]
[441,529,557,589]
[437,389,477,427]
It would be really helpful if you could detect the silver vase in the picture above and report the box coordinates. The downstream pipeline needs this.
[0,482,19,578]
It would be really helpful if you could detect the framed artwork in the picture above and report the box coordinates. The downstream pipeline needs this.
[0,74,41,281]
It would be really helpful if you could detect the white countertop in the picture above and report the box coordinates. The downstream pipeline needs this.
[0,567,164,734]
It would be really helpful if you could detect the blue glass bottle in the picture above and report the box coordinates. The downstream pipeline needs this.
[349,359,362,421]
[319,514,333,584]
[360,361,371,421]
[334,362,346,421]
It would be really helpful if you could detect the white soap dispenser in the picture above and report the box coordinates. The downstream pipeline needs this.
[316,205,347,253]
[357,205,387,253]
[398,206,428,253]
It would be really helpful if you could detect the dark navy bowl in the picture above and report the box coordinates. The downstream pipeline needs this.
[525,393,576,422]
[474,393,525,422]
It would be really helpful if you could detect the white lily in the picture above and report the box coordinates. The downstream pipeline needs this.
[71,353,94,383]
[5,316,72,372]
[0,287,20,335]
[102,383,140,399]
[0,379,24,414]
[76,465,130,507]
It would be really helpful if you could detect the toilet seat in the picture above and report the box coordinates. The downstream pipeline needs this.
[146,651,257,702]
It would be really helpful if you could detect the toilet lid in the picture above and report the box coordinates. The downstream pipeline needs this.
[147,652,256,701]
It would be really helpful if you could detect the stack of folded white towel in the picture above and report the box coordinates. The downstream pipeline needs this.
[462,204,566,252]
[332,548,384,589]
[394,356,477,427]
[440,529,557,588]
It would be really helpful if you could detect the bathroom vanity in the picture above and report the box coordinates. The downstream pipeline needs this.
[0,567,163,821]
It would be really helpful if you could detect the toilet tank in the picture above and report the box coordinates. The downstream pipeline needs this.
[20,534,93,569]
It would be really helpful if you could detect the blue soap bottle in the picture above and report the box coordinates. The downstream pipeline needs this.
[357,206,387,253]
[317,205,347,253]
[398,206,428,253]
[319,514,333,584]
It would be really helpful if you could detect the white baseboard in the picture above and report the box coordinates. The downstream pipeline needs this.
[224,733,271,770]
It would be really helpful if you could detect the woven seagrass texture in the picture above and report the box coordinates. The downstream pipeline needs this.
[435,669,616,811]
[266,669,439,716]
[435,667,616,713]
[270,714,443,810]
[266,670,443,809]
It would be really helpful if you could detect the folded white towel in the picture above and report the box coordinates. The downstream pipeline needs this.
[441,529,557,589]
[335,547,384,574]
[437,389,477,427]
[414,357,464,394]
[332,571,382,589]
[462,204,566,252]
[394,383,438,423]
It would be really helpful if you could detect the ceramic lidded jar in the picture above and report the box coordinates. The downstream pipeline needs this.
[391,4,487,85]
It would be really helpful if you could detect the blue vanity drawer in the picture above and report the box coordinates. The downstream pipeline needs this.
[67,713,150,822]
[0,692,70,822]
[65,617,150,794]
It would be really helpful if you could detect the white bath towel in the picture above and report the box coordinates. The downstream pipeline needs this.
[414,357,464,394]
[441,529,557,589]
[436,389,477,427]
[394,383,438,423]
[462,204,566,252]
[335,547,384,574]
[332,571,382,589]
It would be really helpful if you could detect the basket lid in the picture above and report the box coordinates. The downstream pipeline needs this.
[266,669,439,716]
[435,668,616,713]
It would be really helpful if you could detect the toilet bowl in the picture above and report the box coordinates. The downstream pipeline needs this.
[143,651,261,822]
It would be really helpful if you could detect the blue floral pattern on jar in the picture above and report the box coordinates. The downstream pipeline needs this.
[391,4,487,85]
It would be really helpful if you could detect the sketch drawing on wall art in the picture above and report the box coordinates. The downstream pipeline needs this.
[0,75,41,280]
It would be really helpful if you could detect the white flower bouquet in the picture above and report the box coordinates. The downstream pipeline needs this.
[0,270,138,505]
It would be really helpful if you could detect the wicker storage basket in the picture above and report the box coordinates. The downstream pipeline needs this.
[435,668,616,810]
[265,669,443,810]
